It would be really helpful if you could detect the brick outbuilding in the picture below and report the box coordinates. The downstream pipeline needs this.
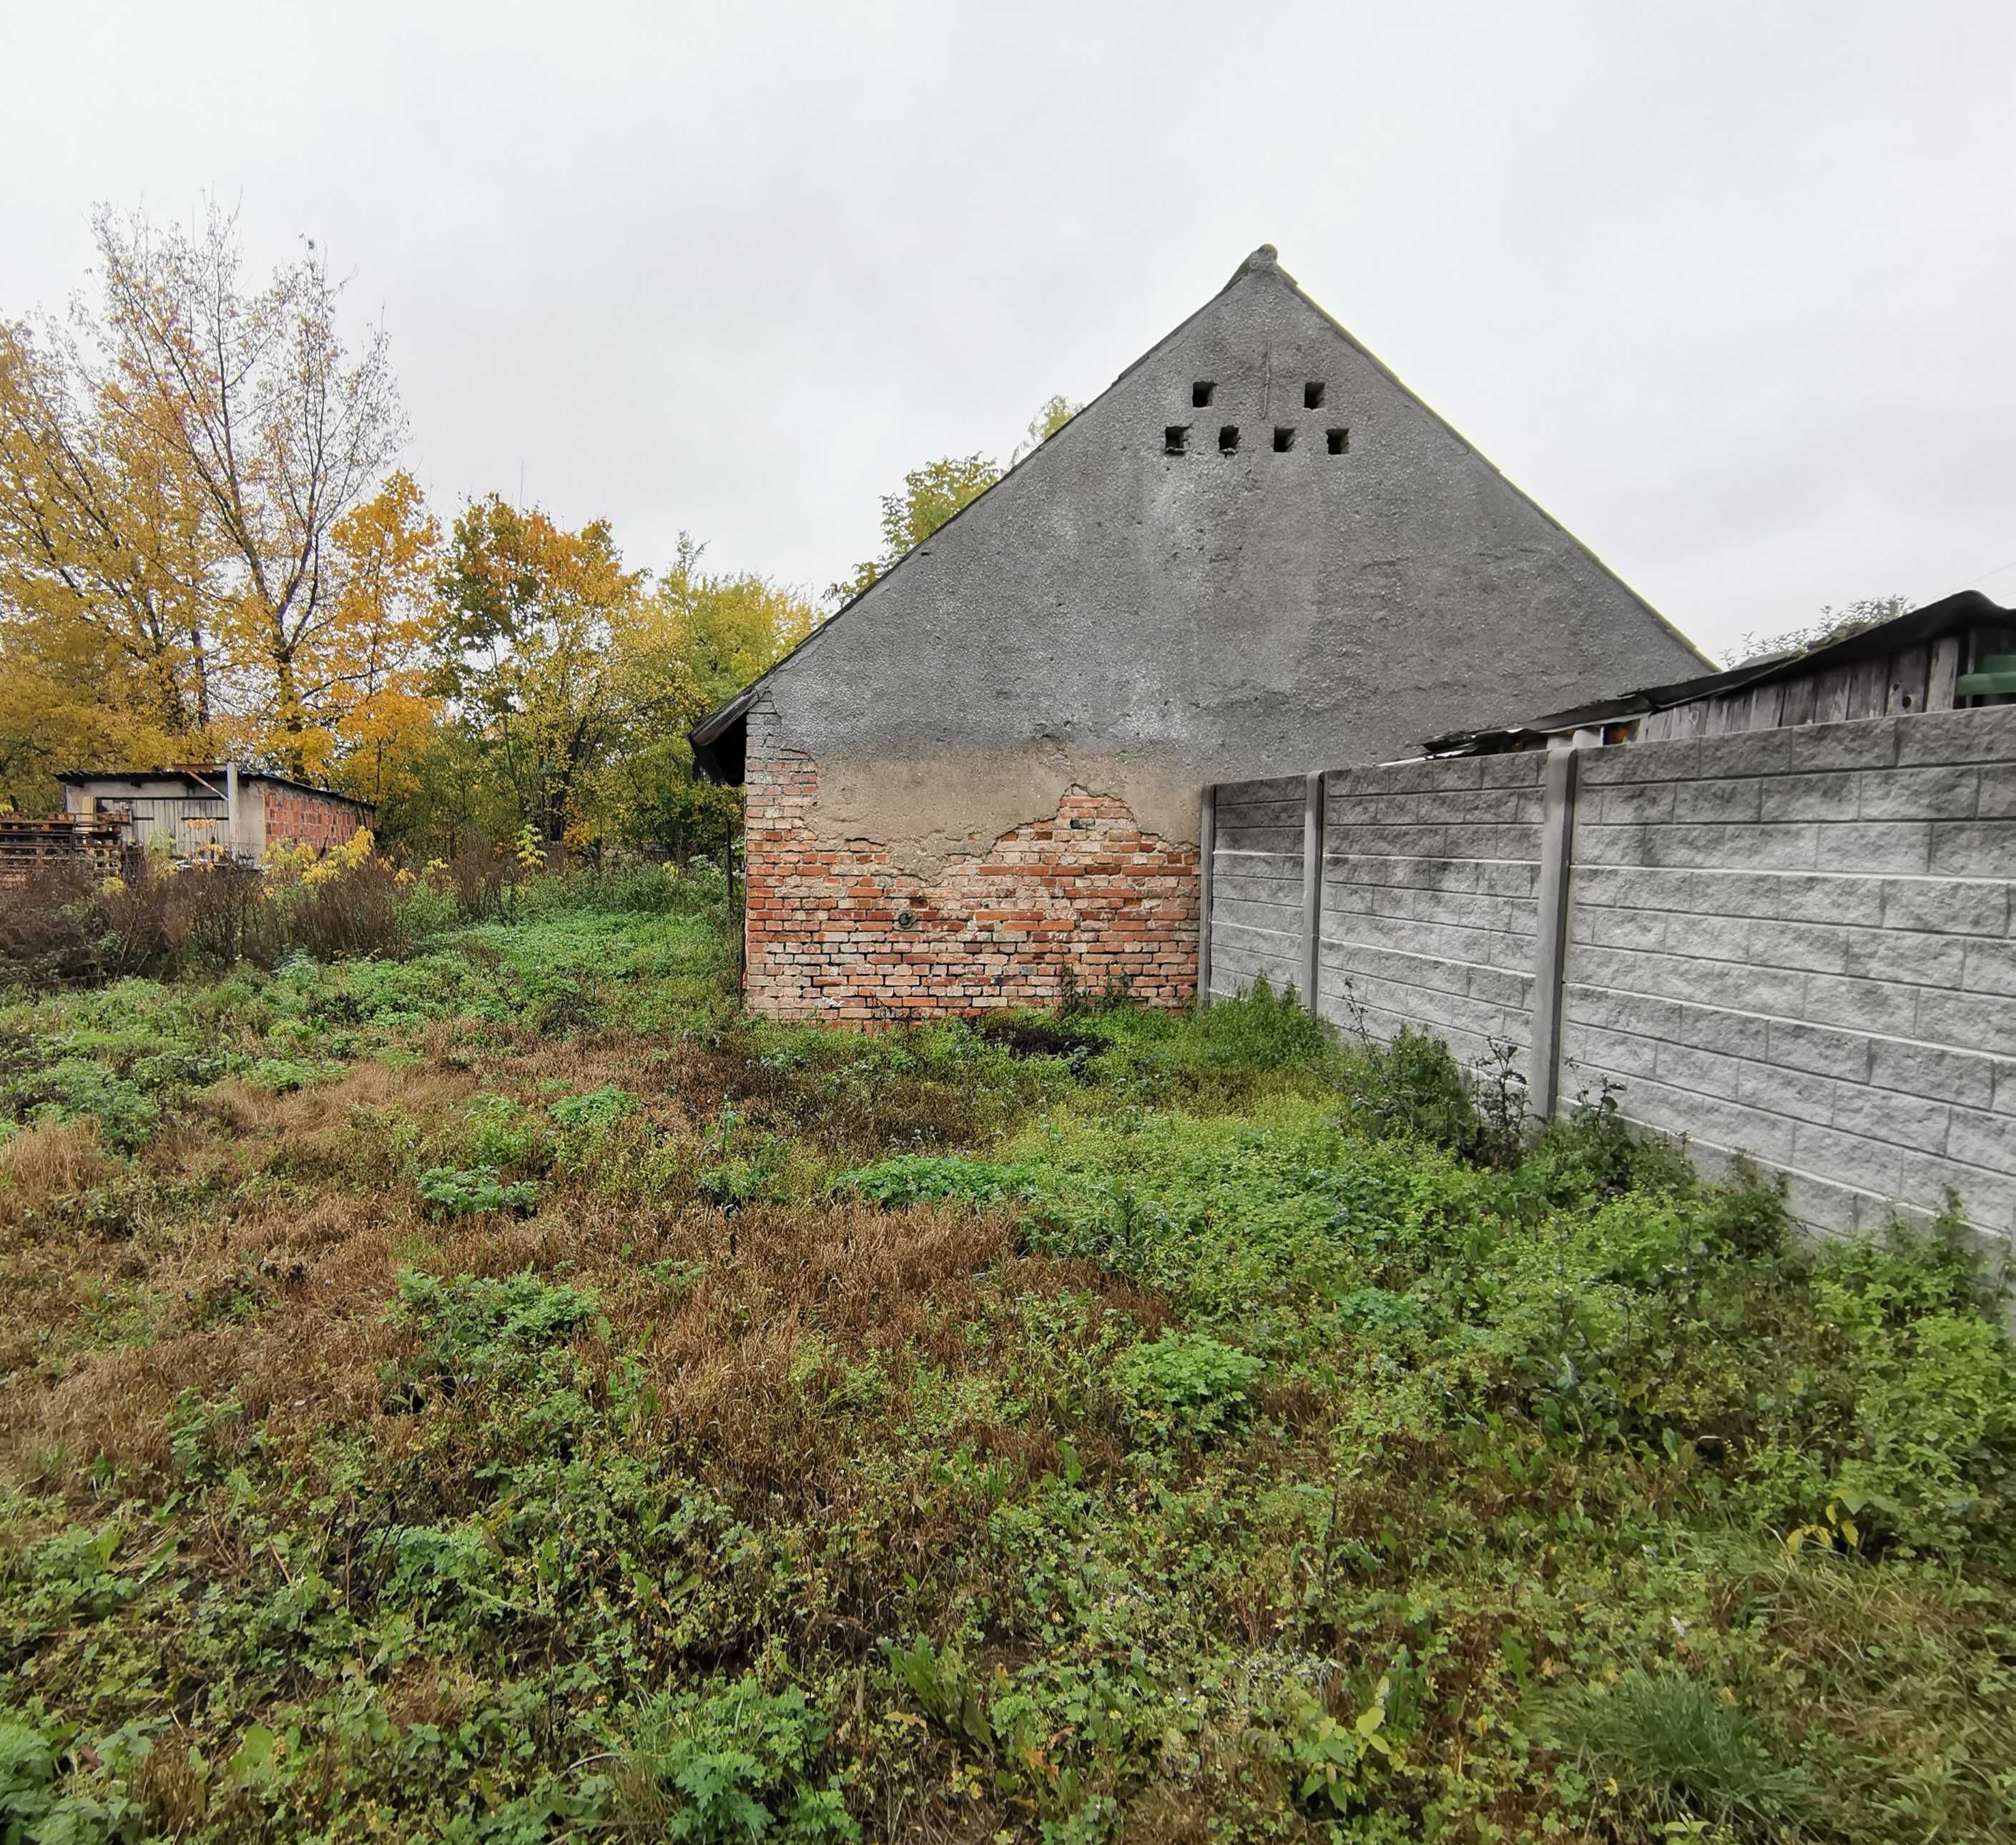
[59,765,373,862]
[693,245,1708,1023]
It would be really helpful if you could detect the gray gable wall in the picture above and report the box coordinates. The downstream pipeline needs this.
[744,247,1708,872]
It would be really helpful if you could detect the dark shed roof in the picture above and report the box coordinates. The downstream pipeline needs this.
[57,765,376,812]
[1422,590,2012,756]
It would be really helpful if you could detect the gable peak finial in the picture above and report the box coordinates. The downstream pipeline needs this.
[1228,243,1282,287]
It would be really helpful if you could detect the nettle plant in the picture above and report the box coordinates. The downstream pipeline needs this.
[1112,1329,1264,1440]
[416,1164,539,1219]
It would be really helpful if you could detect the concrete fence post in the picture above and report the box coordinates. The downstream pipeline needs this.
[1528,733,1591,1121]
[1302,771,1324,1013]
[1196,784,1216,1010]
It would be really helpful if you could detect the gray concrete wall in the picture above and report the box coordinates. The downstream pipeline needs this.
[1202,704,2016,1258]
[1206,776,1308,1000]
[747,246,1705,877]
[1560,707,2015,1244]
[1315,753,1548,1078]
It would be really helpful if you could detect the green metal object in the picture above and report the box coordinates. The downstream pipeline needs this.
[1957,654,2016,696]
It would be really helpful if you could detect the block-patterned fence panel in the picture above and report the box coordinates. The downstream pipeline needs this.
[1318,754,1547,1077]
[1202,703,2016,1258]
[1206,776,1309,1001]
[1560,707,2016,1242]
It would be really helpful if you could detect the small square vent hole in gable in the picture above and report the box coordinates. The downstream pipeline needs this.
[1272,426,1295,452]
[1327,428,1349,455]
[1192,381,1215,407]
[1304,381,1325,408]
[1164,425,1190,455]
[1218,425,1239,453]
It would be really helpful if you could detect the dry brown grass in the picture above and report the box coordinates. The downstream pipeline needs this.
[0,1096,1159,1530]
[0,1118,111,1220]
[203,1058,482,1136]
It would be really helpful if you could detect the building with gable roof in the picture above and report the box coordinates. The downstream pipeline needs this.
[692,245,1709,1020]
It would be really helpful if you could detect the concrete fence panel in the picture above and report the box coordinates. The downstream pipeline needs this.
[1317,752,1547,1080]
[1560,707,2016,1245]
[1206,774,1309,1002]
[1202,702,2016,1259]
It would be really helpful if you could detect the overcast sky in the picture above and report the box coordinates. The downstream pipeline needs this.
[5,1,2012,661]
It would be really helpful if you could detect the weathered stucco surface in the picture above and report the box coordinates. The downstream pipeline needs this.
[747,247,1706,873]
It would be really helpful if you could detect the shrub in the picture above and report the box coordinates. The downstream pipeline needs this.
[0,846,431,993]
[16,1525,135,1623]
[0,1715,146,1845]
[1113,1330,1264,1439]
[251,837,416,964]
[1795,1221,2016,1555]
[13,1057,160,1155]
[369,1521,509,1620]
[838,1154,1026,1209]
[386,1269,601,1392]
[1346,1025,1482,1153]
[1514,1076,1696,1201]
[0,866,118,989]
[1183,978,1332,1071]
[610,1676,855,1844]
[517,861,731,921]
[465,1093,542,1167]
[549,1085,639,1132]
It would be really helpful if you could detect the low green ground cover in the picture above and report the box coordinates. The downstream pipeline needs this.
[1,895,2012,1843]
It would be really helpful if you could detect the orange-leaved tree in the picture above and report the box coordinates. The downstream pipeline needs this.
[0,310,215,802]
[291,470,443,808]
[436,496,672,845]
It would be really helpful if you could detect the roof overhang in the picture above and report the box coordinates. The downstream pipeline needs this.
[54,765,376,813]
[689,687,759,784]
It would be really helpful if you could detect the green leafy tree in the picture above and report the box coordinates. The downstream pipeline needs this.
[435,496,672,845]
[598,535,817,858]
[828,453,1003,606]
[828,396,1084,606]
[657,533,819,713]
[1011,392,1083,462]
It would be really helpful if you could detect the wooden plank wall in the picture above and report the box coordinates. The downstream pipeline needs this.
[1639,624,2013,743]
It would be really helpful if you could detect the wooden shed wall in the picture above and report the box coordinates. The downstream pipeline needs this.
[1637,623,2015,743]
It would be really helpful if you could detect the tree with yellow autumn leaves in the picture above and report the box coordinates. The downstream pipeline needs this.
[0,203,435,806]
[0,202,820,853]
[1,202,1071,856]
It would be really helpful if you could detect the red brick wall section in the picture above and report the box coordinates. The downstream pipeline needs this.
[261,786,368,853]
[744,748,1199,1023]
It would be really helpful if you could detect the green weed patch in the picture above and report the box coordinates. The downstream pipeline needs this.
[1,925,2012,1842]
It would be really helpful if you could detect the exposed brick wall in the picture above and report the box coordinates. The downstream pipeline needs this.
[744,748,1199,1023]
[260,784,370,853]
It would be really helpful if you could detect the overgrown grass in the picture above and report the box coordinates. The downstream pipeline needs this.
[1,905,2012,1844]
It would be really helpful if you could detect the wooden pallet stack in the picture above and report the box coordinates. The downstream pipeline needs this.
[0,814,133,883]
